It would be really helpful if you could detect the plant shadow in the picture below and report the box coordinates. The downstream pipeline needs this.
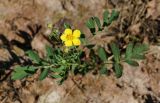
[0,24,42,81]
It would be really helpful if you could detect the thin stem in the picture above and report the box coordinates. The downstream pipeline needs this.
[35,64,57,69]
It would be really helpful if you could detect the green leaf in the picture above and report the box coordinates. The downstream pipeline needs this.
[86,17,96,35]
[86,17,95,29]
[25,66,36,73]
[49,28,60,40]
[108,10,119,24]
[14,66,27,72]
[52,74,62,78]
[125,43,148,60]
[46,45,54,58]
[12,66,29,80]
[50,66,65,73]
[133,43,149,54]
[93,17,102,31]
[125,42,134,59]
[11,71,28,80]
[97,47,108,61]
[64,23,71,29]
[26,50,41,64]
[125,60,139,66]
[132,43,148,60]
[39,68,49,80]
[100,65,108,75]
[80,38,87,45]
[114,63,123,78]
[103,10,109,26]
[110,42,120,63]
[14,66,36,74]
[132,54,145,60]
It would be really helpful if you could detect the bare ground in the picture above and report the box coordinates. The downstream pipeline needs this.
[0,0,160,103]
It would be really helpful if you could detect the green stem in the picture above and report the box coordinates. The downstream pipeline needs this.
[35,64,57,69]
[103,61,113,64]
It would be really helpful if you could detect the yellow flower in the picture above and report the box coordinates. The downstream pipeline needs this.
[60,28,81,47]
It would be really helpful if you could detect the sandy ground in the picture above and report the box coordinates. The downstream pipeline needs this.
[0,0,160,103]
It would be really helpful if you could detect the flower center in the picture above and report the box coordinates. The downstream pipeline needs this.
[66,34,73,40]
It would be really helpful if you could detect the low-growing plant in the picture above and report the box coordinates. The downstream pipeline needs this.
[11,10,149,84]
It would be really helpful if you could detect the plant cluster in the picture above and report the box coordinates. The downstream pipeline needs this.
[11,10,149,84]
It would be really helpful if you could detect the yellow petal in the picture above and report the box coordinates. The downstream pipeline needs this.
[64,29,72,35]
[64,40,73,47]
[73,29,81,38]
[73,39,81,46]
[60,34,67,41]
